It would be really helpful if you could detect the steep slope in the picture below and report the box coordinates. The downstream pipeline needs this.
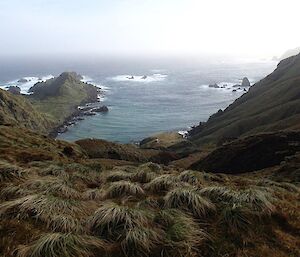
[0,89,52,133]
[28,72,99,125]
[0,125,299,257]
[190,54,300,145]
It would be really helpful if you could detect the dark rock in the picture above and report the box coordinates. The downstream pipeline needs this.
[92,105,108,113]
[232,89,237,92]
[209,83,220,88]
[17,78,28,83]
[7,86,21,95]
[83,111,97,116]
[141,75,147,79]
[241,77,250,87]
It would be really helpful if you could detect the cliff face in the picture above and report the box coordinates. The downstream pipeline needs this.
[28,72,99,126]
[0,89,52,133]
[190,53,300,145]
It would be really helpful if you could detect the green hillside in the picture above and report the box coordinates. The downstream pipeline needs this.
[189,54,300,145]
[28,72,99,125]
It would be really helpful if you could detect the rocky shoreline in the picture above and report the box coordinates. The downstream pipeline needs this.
[49,96,109,138]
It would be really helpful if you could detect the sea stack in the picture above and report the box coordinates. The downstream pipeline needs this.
[241,77,250,87]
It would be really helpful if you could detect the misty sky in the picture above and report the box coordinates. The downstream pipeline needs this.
[1,0,299,58]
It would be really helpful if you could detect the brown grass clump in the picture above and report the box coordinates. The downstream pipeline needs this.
[144,174,179,194]
[220,204,252,235]
[0,161,25,182]
[238,188,275,215]
[164,188,215,218]
[88,202,151,241]
[105,181,145,199]
[178,170,201,185]
[155,209,208,256]
[16,233,107,257]
[121,227,163,257]
[198,186,238,203]
[105,171,133,182]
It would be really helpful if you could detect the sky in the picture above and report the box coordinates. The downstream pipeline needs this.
[0,0,300,58]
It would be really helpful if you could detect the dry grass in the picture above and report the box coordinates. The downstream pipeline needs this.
[105,171,133,182]
[105,181,145,199]
[0,161,25,182]
[155,209,208,256]
[16,233,107,257]
[88,202,151,240]
[164,188,215,218]
[144,174,179,194]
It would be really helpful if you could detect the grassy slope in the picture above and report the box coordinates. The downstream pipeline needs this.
[28,72,98,125]
[190,54,300,145]
[0,89,53,134]
[0,127,299,257]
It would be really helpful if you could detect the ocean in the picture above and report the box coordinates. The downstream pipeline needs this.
[0,55,277,143]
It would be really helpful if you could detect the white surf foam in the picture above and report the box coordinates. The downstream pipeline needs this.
[110,73,168,83]
[0,75,54,94]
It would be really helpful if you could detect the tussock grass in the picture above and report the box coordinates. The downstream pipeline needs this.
[238,188,275,215]
[220,204,252,235]
[132,169,156,183]
[89,202,151,240]
[178,170,201,185]
[257,179,299,193]
[83,188,103,200]
[144,174,179,193]
[164,188,215,218]
[105,171,132,182]
[198,186,237,203]
[38,165,66,177]
[16,233,107,257]
[121,227,163,257]
[0,161,24,182]
[22,177,81,199]
[155,209,207,256]
[0,194,83,221]
[47,214,83,233]
[139,162,162,173]
[105,181,145,199]
[137,197,162,209]
[0,184,32,200]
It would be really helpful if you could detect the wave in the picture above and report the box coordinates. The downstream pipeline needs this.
[0,75,54,94]
[110,73,168,83]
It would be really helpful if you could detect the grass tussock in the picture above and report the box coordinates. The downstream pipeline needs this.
[121,227,163,257]
[0,194,83,221]
[105,171,132,182]
[220,204,252,235]
[178,170,201,185]
[155,209,207,256]
[16,233,107,257]
[105,181,145,199]
[164,188,215,218]
[144,174,179,194]
[132,169,157,183]
[83,188,103,200]
[198,186,237,203]
[89,202,151,240]
[0,161,25,182]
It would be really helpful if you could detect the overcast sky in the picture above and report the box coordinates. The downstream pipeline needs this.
[0,0,299,58]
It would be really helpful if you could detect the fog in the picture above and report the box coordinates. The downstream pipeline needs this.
[1,0,300,58]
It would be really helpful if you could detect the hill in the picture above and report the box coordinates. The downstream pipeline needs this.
[279,47,300,60]
[0,89,52,133]
[189,53,300,145]
[28,72,99,126]
[0,125,299,257]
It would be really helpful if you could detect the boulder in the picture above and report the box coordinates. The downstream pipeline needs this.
[209,83,220,88]
[92,105,109,113]
[241,77,250,87]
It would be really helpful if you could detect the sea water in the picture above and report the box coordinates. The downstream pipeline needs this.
[0,55,277,143]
